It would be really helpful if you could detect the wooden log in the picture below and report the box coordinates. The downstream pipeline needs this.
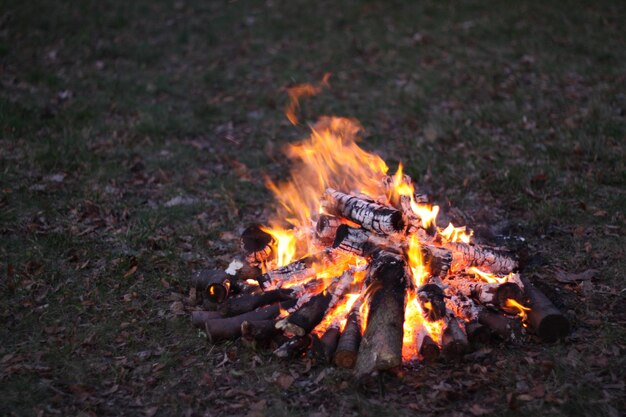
[465,322,491,345]
[194,299,297,342]
[399,195,437,235]
[220,289,294,317]
[190,269,231,303]
[315,214,343,246]
[276,270,354,336]
[241,319,281,342]
[441,315,469,360]
[417,283,446,322]
[478,309,524,343]
[318,325,341,363]
[448,274,525,312]
[225,257,263,282]
[255,250,333,289]
[416,325,440,363]
[190,310,223,327]
[421,246,452,279]
[520,276,570,342]
[354,257,406,377]
[322,188,405,234]
[274,335,313,358]
[334,309,362,369]
[445,242,517,274]
[241,224,274,265]
[447,292,524,343]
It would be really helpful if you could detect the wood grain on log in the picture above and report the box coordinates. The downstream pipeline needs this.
[323,188,405,234]
[447,274,525,311]
[355,256,406,377]
[256,250,332,289]
[445,242,518,274]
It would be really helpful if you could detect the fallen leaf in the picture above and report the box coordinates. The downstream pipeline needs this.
[275,373,294,390]
[169,301,185,314]
[123,265,137,278]
[144,406,158,417]
[555,269,598,283]
[468,403,492,416]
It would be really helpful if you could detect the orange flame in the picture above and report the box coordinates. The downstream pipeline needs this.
[505,298,531,322]
[407,234,429,287]
[403,290,444,360]
[314,293,360,335]
[469,267,510,284]
[266,117,389,255]
[260,226,297,267]
[390,164,439,229]
[284,73,331,125]
[439,222,472,244]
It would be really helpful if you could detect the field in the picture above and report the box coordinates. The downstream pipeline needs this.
[1,1,624,416]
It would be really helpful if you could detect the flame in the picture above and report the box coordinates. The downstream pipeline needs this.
[278,305,290,318]
[266,116,388,254]
[469,267,510,284]
[390,164,439,229]
[402,291,444,360]
[505,298,531,322]
[407,234,429,286]
[284,73,330,125]
[439,222,472,244]
[260,226,297,267]
[314,293,360,335]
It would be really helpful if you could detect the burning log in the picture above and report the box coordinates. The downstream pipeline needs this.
[421,245,452,278]
[220,289,294,317]
[315,214,343,246]
[191,269,231,303]
[447,292,524,343]
[241,319,281,342]
[520,276,570,342]
[441,315,469,360]
[417,283,447,322]
[355,256,407,377]
[445,242,518,274]
[448,274,525,312]
[255,250,333,289]
[276,270,354,336]
[193,299,297,342]
[334,309,362,369]
[241,224,274,265]
[323,188,405,235]
[225,257,263,282]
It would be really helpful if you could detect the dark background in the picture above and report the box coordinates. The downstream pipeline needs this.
[0,1,624,416]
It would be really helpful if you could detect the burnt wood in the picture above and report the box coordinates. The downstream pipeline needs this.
[520,276,570,342]
[323,188,405,234]
[241,224,274,265]
[193,299,297,342]
[220,289,294,317]
[190,269,231,303]
[417,283,446,321]
[445,242,518,274]
[441,315,469,360]
[334,309,362,369]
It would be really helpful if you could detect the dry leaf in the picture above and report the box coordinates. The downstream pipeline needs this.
[275,373,294,390]
[555,268,598,283]
[123,265,137,278]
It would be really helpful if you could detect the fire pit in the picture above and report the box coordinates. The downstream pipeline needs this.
[189,114,569,378]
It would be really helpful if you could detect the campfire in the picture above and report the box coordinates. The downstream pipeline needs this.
[189,106,569,378]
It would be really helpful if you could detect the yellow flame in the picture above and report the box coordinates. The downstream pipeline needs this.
[468,267,510,284]
[407,234,429,287]
[260,226,297,267]
[314,293,360,335]
[439,222,473,244]
[266,117,388,254]
[389,164,439,229]
[402,291,444,360]
[505,298,531,322]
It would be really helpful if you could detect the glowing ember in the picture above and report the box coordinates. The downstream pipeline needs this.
[505,298,531,322]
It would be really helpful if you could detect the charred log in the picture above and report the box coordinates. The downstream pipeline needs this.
[256,250,333,289]
[448,274,525,311]
[274,335,313,358]
[191,269,231,303]
[355,257,406,377]
[445,242,518,274]
[194,299,297,342]
[417,284,447,322]
[478,309,524,343]
[241,319,281,342]
[315,214,343,246]
[465,322,491,345]
[416,325,440,363]
[276,270,353,336]
[323,188,405,234]
[190,310,223,327]
[220,289,294,317]
[225,257,263,282]
[317,325,341,363]
[241,224,274,265]
[441,315,469,360]
[520,276,570,342]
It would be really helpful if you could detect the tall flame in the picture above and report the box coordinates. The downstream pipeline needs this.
[266,116,389,254]
[390,164,439,229]
[260,226,297,267]
[439,223,472,244]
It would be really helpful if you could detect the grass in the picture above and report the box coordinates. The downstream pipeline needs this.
[1,0,624,416]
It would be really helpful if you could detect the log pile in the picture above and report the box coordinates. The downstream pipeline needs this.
[187,168,570,379]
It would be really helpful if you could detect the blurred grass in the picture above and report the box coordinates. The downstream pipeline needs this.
[1,0,624,416]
